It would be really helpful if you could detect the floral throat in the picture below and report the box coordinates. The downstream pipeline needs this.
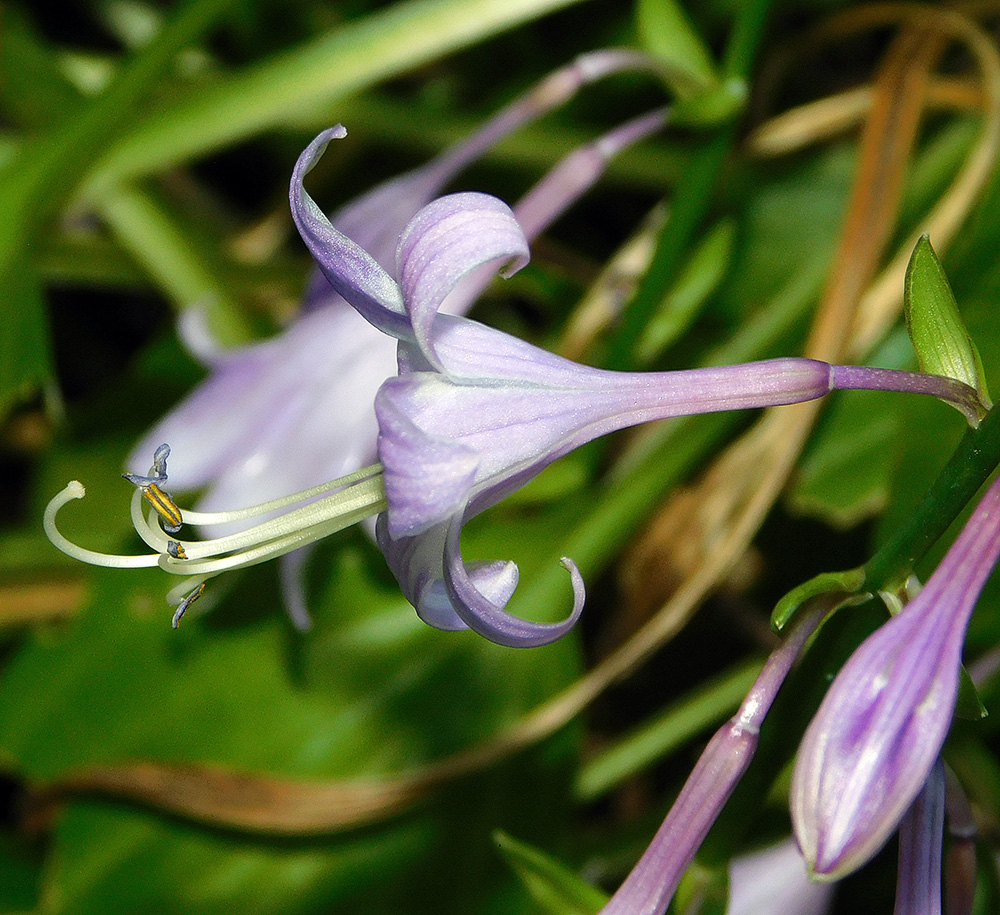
[45,127,985,647]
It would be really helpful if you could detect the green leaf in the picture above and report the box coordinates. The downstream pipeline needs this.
[636,218,735,364]
[0,0,238,420]
[0,536,580,912]
[770,569,866,632]
[635,0,717,98]
[0,260,54,420]
[87,0,596,189]
[0,832,42,912]
[494,831,607,915]
[904,235,991,410]
[789,388,901,528]
[673,859,729,915]
[574,658,760,801]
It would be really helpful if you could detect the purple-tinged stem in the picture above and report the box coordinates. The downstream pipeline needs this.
[443,107,669,316]
[894,760,945,915]
[944,769,977,915]
[831,365,983,425]
[425,49,662,189]
[597,606,823,915]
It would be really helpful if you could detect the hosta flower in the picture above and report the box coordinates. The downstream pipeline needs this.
[291,127,982,647]
[791,470,1000,881]
[127,50,664,629]
[46,130,984,645]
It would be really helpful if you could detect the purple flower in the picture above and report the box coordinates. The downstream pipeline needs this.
[129,49,663,497]
[291,127,984,647]
[127,50,665,628]
[292,130,853,645]
[727,838,833,915]
[791,471,1000,880]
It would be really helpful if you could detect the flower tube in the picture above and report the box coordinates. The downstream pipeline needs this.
[791,469,1000,881]
[291,127,982,647]
[45,133,985,644]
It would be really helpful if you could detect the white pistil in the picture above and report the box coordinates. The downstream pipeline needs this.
[44,482,161,569]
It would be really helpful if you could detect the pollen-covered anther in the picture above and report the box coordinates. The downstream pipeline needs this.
[172,582,205,628]
[127,481,183,534]
[167,541,187,560]
[122,442,184,533]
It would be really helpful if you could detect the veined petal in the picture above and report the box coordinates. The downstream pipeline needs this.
[379,330,836,533]
[375,389,479,539]
[290,127,411,339]
[791,604,961,880]
[396,193,529,370]
[131,306,393,513]
[375,516,519,632]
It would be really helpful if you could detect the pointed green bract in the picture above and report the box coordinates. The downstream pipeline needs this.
[904,235,991,410]
[636,0,718,98]
[494,831,607,915]
[771,568,866,631]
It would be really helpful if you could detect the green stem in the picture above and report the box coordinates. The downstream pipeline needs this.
[863,403,1000,590]
[604,0,775,369]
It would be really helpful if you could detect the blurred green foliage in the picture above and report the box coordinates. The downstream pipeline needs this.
[2,1,1000,913]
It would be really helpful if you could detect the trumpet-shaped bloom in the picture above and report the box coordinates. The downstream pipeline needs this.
[46,127,983,643]
[291,127,982,647]
[791,470,1000,880]
[127,51,665,629]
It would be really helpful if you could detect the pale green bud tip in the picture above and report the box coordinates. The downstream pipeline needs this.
[904,235,992,413]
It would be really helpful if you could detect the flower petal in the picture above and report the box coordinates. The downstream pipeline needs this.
[396,193,529,370]
[375,388,479,539]
[791,603,962,880]
[290,127,411,339]
[374,516,519,632]
[442,516,584,648]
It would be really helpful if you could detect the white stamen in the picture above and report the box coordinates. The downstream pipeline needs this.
[44,466,388,583]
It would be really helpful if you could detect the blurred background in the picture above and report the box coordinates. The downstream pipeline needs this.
[2,0,1000,912]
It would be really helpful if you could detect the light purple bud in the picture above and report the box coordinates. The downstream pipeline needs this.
[792,472,1000,880]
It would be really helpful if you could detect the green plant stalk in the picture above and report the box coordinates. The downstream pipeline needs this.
[98,184,253,344]
[604,0,776,369]
[84,0,596,193]
[0,0,237,416]
[863,402,1000,591]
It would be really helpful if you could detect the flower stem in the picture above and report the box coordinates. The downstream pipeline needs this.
[864,402,1000,591]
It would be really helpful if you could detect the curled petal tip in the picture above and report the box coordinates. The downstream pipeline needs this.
[443,521,583,648]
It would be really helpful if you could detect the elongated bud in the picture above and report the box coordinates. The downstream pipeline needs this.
[792,473,1000,880]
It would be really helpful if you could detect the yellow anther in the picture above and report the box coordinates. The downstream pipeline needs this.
[143,482,183,533]
[167,541,187,560]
